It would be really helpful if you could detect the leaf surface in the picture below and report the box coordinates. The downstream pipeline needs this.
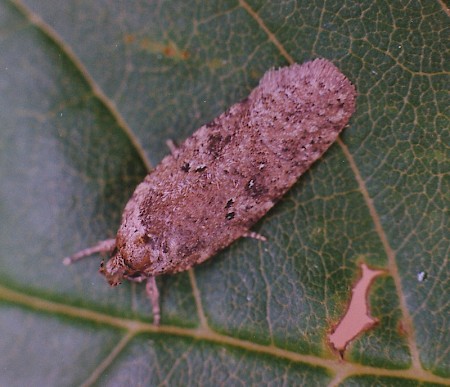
[0,0,448,385]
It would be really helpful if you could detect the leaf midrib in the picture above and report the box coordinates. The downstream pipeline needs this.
[2,284,448,386]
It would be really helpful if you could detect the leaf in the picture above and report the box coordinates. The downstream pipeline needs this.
[0,0,448,385]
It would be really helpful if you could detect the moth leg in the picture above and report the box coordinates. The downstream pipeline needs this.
[63,238,116,265]
[243,231,267,241]
[166,139,178,156]
[146,276,161,326]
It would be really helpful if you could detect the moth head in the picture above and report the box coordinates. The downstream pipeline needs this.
[99,250,126,286]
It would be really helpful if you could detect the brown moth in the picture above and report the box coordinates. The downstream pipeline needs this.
[64,58,357,325]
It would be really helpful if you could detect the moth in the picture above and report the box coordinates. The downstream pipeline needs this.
[64,58,356,325]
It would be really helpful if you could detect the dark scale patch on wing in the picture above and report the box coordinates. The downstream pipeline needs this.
[245,177,269,198]
[226,212,235,220]
[176,239,206,263]
[194,165,207,172]
[181,162,190,172]
[139,191,163,221]
[207,133,232,157]
[225,198,234,209]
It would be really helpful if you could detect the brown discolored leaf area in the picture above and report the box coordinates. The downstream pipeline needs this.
[329,263,385,356]
[0,1,448,386]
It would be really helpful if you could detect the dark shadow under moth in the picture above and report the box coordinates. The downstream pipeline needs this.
[64,58,357,325]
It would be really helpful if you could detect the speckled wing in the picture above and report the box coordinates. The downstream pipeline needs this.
[115,59,356,277]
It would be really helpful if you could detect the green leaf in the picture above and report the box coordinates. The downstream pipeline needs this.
[0,0,448,385]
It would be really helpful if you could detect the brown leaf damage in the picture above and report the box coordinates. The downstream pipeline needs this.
[329,263,385,357]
